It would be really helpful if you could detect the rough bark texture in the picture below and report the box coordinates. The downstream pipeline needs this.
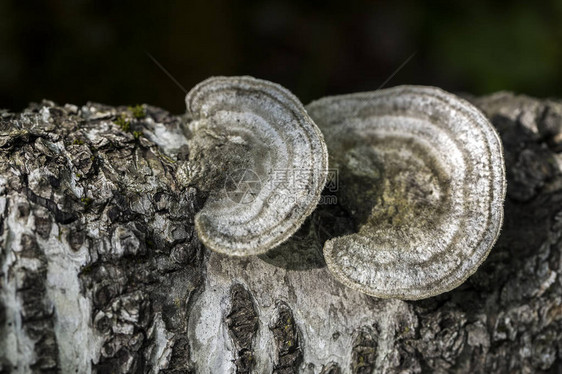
[0,92,562,373]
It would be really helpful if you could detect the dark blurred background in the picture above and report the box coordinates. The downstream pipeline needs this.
[1,0,561,114]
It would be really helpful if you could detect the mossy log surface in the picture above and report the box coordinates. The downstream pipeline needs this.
[1,93,562,373]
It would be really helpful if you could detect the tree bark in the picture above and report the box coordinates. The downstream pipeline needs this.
[0,93,561,373]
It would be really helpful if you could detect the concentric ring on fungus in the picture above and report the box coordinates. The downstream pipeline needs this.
[185,76,328,256]
[306,86,506,300]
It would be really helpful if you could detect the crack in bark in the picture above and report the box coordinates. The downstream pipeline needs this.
[225,284,259,373]
[270,301,303,374]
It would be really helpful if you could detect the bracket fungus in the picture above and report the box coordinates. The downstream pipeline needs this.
[182,76,328,256]
[307,86,506,300]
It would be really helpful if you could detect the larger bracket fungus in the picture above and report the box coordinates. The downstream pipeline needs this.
[182,76,328,256]
[307,86,506,300]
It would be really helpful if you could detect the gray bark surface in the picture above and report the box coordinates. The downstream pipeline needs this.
[0,93,561,373]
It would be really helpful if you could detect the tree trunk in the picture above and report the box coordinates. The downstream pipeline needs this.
[0,93,561,373]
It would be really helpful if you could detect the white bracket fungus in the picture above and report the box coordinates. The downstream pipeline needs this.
[183,76,328,256]
[307,86,506,300]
